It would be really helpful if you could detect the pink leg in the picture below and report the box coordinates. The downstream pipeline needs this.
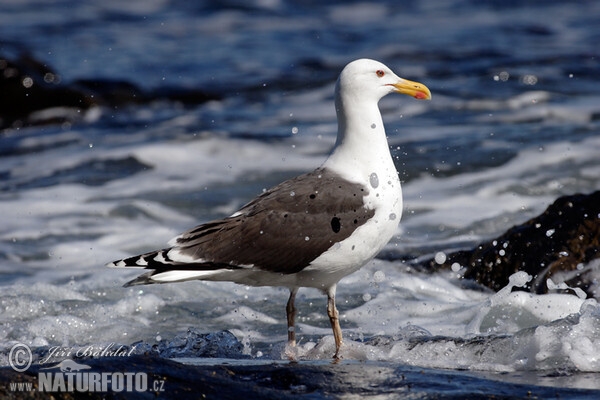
[326,285,343,360]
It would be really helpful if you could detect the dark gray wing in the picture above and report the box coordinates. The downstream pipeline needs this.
[110,168,374,276]
[171,168,374,274]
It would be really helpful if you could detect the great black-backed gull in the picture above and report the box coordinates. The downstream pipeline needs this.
[107,59,431,359]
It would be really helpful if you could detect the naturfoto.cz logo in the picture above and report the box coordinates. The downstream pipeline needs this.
[7,343,166,394]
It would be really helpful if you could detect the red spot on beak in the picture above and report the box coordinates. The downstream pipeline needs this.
[414,91,428,99]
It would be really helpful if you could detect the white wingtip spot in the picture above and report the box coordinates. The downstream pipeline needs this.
[106,260,126,268]
[154,252,167,263]
[135,257,148,266]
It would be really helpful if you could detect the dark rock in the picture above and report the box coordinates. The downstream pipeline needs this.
[2,355,599,399]
[0,54,94,129]
[151,85,223,105]
[73,79,147,105]
[0,54,221,130]
[72,79,222,107]
[421,191,600,297]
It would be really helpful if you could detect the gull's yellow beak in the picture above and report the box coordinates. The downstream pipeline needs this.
[391,78,432,100]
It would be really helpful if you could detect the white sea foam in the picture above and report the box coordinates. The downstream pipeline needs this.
[6,253,599,374]
[2,125,600,373]
[216,306,279,325]
[284,262,600,373]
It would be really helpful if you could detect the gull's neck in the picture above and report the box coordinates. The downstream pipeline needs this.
[323,89,396,182]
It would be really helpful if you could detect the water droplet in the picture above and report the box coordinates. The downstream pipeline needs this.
[304,236,310,241]
[451,263,461,272]
[156,335,162,341]
[373,271,385,282]
[290,191,295,197]
[522,74,538,85]
[22,76,33,88]
[499,249,506,256]
[389,213,396,220]
[369,172,379,189]
[434,252,447,265]
[43,72,55,83]
[292,127,298,134]
[546,229,555,237]
[362,293,372,302]
[370,123,376,129]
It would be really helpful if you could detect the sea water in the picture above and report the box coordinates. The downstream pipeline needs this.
[1,0,600,395]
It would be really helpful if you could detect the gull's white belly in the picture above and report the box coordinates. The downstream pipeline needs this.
[299,174,402,286]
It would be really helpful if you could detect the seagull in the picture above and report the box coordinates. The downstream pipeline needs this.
[107,59,431,359]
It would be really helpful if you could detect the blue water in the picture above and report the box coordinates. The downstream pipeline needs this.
[2,1,600,397]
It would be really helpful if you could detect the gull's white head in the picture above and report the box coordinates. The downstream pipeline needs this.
[326,59,431,178]
[336,59,431,104]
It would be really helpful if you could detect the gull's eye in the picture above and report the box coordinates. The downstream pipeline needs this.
[376,70,385,77]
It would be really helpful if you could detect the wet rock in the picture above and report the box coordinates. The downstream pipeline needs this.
[74,80,220,106]
[73,79,146,106]
[151,85,223,105]
[0,54,220,129]
[2,355,599,399]
[0,54,94,129]
[422,191,600,297]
